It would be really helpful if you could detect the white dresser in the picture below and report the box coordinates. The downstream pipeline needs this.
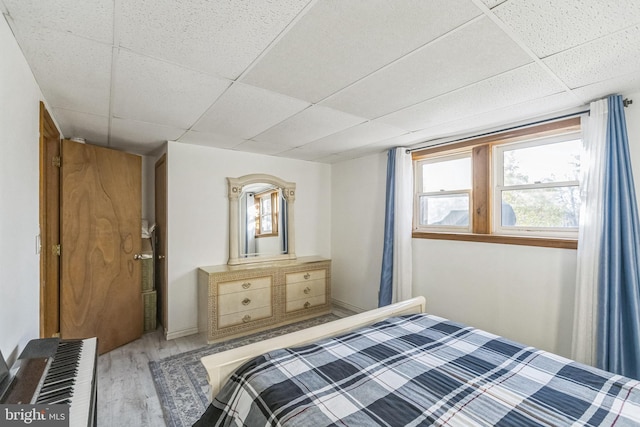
[198,256,331,343]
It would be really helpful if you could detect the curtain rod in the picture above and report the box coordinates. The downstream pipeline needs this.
[406,97,633,154]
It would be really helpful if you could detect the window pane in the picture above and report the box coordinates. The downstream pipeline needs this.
[502,187,580,227]
[503,139,581,186]
[422,157,471,192]
[261,197,271,215]
[419,194,469,226]
[262,215,272,233]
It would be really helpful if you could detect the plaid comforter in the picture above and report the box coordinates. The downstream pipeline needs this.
[195,314,640,426]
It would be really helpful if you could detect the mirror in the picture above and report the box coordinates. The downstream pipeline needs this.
[227,174,296,265]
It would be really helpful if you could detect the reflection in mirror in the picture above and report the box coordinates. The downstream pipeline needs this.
[228,174,296,265]
[239,183,288,259]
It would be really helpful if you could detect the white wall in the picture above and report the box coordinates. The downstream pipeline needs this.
[0,16,47,364]
[626,91,640,204]
[331,90,640,359]
[412,240,577,356]
[166,142,331,338]
[331,153,387,311]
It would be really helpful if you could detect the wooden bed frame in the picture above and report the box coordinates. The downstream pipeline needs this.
[201,296,427,400]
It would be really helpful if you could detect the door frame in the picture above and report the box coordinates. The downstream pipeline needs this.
[39,102,61,338]
[154,153,168,333]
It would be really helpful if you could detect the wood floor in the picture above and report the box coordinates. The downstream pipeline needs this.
[97,328,204,426]
[97,307,356,426]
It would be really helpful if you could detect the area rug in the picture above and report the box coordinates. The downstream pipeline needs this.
[149,314,340,427]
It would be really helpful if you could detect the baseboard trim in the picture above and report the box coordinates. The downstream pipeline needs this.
[331,298,366,314]
[165,326,199,340]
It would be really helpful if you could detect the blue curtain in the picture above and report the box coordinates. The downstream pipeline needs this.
[379,148,396,307]
[597,95,640,379]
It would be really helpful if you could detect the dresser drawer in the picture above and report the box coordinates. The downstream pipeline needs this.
[218,276,271,295]
[286,294,326,312]
[285,269,326,285]
[218,306,273,328]
[286,279,325,302]
[218,287,271,316]
[199,258,331,343]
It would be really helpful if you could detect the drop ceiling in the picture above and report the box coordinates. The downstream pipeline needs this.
[2,0,640,163]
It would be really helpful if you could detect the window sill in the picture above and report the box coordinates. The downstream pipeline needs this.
[412,231,577,249]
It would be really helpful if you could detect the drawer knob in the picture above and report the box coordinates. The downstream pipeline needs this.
[242,298,251,306]
[304,286,311,294]
[242,282,251,289]
[304,273,310,280]
[242,314,251,323]
[304,301,311,309]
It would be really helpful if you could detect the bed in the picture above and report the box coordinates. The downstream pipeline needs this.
[196,297,640,426]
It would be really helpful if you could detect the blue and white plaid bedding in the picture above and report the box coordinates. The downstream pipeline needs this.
[196,314,640,426]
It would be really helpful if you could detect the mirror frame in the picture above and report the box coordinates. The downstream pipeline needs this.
[227,174,296,265]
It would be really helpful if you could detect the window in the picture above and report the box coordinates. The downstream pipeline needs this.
[415,153,472,232]
[412,117,581,249]
[494,135,581,237]
[255,190,279,237]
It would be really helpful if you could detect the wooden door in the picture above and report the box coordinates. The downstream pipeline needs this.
[154,154,168,330]
[60,139,142,354]
[39,102,61,338]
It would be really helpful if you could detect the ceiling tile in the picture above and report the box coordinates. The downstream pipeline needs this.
[192,83,310,139]
[371,130,435,150]
[242,0,481,102]
[6,1,640,162]
[298,121,408,155]
[310,154,342,164]
[543,25,640,90]
[379,63,566,131]
[253,105,365,147]
[233,140,292,156]
[319,148,381,164]
[480,0,508,8]
[3,0,113,43]
[113,50,231,129]
[572,70,640,104]
[12,25,111,115]
[283,126,420,162]
[178,130,246,150]
[53,108,109,144]
[118,0,310,79]
[492,0,640,58]
[321,16,532,119]
[322,129,438,163]
[273,147,326,162]
[405,92,580,146]
[110,118,184,155]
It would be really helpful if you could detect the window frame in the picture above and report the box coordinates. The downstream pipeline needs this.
[254,190,279,238]
[414,152,473,233]
[493,134,581,238]
[411,117,581,249]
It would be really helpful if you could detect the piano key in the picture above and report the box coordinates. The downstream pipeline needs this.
[35,337,97,427]
[68,337,97,427]
[39,380,75,395]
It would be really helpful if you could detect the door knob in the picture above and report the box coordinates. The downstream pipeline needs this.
[158,255,166,260]
[133,253,152,260]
